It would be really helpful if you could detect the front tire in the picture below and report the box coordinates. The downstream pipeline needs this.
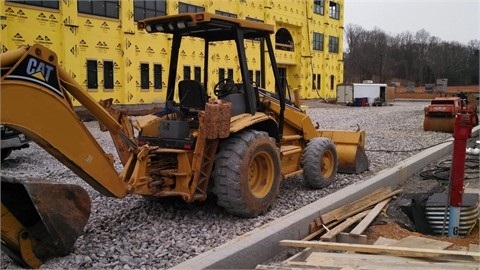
[302,138,337,189]
[212,130,281,217]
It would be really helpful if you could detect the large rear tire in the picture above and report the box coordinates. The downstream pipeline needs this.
[302,138,337,189]
[212,130,281,217]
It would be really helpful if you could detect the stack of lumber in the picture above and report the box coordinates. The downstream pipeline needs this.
[256,186,480,270]
[304,187,400,243]
[269,237,480,269]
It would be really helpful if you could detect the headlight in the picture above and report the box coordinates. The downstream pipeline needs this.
[145,25,153,33]
[177,21,186,29]
[155,24,164,32]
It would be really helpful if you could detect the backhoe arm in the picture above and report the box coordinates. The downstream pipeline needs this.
[0,44,138,268]
[0,44,129,197]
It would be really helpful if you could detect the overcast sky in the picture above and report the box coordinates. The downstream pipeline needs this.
[343,0,479,45]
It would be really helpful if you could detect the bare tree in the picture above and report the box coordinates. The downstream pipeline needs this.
[344,25,477,86]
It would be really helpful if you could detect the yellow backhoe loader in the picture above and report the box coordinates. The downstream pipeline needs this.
[1,13,368,268]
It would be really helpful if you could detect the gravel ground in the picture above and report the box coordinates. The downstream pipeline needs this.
[0,101,454,269]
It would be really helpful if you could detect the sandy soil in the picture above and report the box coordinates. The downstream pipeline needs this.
[393,85,479,106]
[367,223,479,249]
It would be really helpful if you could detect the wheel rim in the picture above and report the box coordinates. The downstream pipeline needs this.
[248,151,275,198]
[320,150,335,178]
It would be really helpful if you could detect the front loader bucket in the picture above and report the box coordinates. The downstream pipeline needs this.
[1,176,91,268]
[318,130,370,174]
[336,145,369,174]
[423,116,455,133]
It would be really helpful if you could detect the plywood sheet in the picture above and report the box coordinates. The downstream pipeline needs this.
[390,235,453,250]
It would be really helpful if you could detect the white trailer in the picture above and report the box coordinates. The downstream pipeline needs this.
[336,83,388,106]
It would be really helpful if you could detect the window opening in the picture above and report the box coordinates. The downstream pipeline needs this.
[154,64,162,90]
[183,66,191,80]
[87,59,98,90]
[178,2,205,13]
[313,32,324,51]
[313,0,324,15]
[218,68,225,82]
[275,28,294,52]
[6,0,59,9]
[329,1,340,19]
[134,0,166,21]
[194,66,201,82]
[255,70,261,86]
[140,63,149,90]
[103,60,114,90]
[78,0,119,19]
[328,36,339,53]
[215,10,237,18]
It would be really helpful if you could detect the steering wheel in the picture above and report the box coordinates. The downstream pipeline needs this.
[214,78,238,98]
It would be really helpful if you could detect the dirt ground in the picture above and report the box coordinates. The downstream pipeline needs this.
[366,223,479,249]
[393,85,479,106]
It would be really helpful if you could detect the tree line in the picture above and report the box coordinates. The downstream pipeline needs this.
[343,24,479,86]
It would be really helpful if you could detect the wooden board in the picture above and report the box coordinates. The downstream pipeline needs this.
[320,210,369,241]
[284,251,480,270]
[320,187,402,224]
[279,240,480,261]
[349,198,390,235]
[469,244,480,252]
[337,232,368,244]
[303,219,342,241]
[391,235,453,250]
[373,237,398,246]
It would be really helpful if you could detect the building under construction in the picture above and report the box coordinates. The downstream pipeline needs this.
[1,0,344,106]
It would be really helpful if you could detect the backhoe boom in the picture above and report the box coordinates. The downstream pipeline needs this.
[1,44,131,197]
[1,45,137,268]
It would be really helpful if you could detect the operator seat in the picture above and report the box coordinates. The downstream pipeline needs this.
[178,79,207,110]
[178,80,207,125]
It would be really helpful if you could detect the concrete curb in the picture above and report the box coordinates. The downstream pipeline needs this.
[173,126,480,270]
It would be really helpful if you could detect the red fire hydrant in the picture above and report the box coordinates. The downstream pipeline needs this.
[448,112,473,237]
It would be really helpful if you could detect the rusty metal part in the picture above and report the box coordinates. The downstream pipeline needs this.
[203,99,232,139]
[1,176,91,268]
[190,100,231,200]
[423,117,456,133]
[423,97,478,133]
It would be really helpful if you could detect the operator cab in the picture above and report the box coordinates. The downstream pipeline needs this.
[137,12,286,149]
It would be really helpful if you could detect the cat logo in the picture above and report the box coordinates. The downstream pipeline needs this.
[6,54,62,97]
[26,57,54,82]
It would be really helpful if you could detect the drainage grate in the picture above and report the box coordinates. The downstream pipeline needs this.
[425,193,479,236]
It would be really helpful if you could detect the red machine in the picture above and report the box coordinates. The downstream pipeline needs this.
[423,97,478,133]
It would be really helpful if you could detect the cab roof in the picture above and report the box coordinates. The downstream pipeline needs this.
[138,12,274,41]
